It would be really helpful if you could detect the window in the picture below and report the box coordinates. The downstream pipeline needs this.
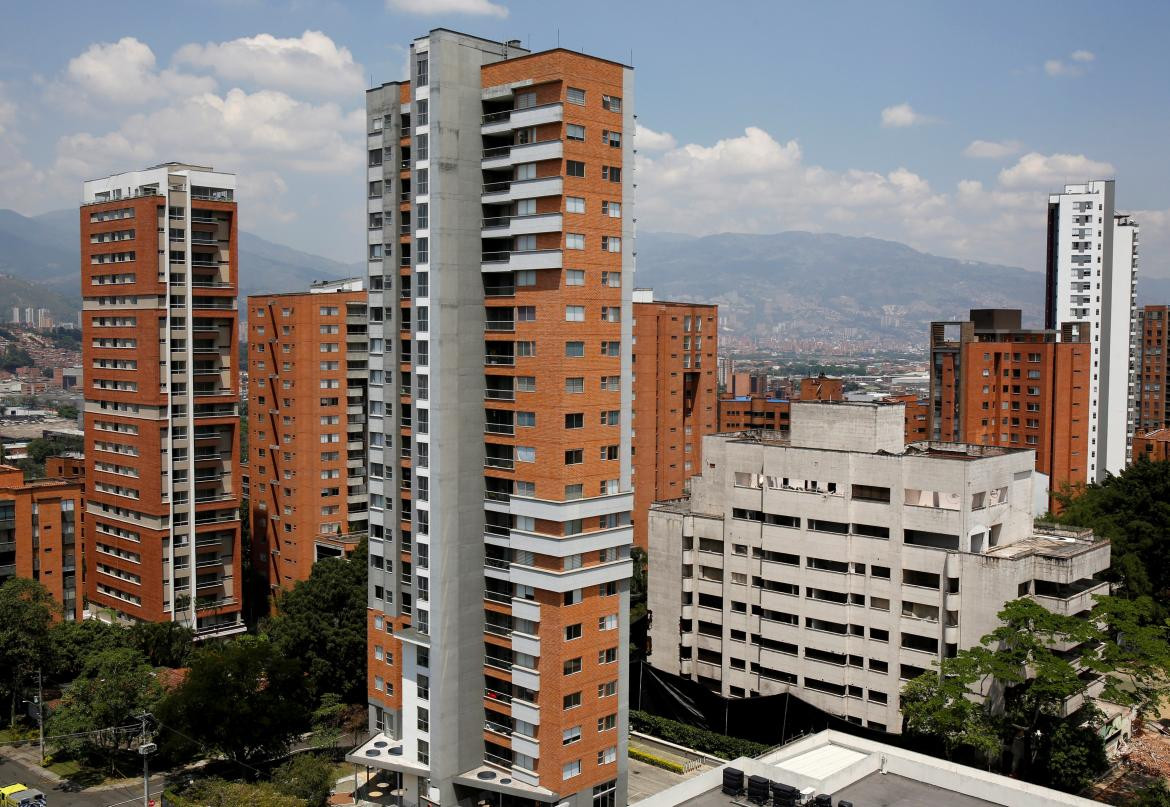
[416,56,428,86]
[602,235,621,252]
[517,305,536,322]
[598,746,617,766]
[516,340,536,356]
[600,445,619,460]
[565,483,583,499]
[516,162,537,180]
[600,409,620,425]
[565,413,584,428]
[563,760,582,780]
[567,123,586,141]
[416,99,428,126]
[516,411,536,427]
[515,91,536,109]
[566,160,586,177]
[566,233,585,250]
[567,87,586,105]
[517,375,536,392]
[566,305,585,321]
[368,180,383,198]
[565,341,585,357]
[601,306,621,322]
[517,446,536,463]
[599,613,618,631]
[602,94,621,112]
[416,203,428,229]
[563,692,582,710]
[565,377,584,393]
[565,623,583,640]
[598,680,617,698]
[563,726,582,745]
[603,129,621,147]
[515,269,536,286]
[602,165,621,182]
[602,201,621,218]
[599,647,618,664]
[416,168,428,195]
[564,657,582,675]
[598,713,617,731]
[566,195,585,213]
[565,449,584,465]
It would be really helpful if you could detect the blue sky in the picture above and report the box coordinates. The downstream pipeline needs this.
[2,0,1168,277]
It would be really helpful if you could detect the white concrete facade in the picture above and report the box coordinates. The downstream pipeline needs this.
[1044,180,1139,479]
[647,402,1110,733]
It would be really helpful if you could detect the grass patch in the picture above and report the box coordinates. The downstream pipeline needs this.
[46,756,128,788]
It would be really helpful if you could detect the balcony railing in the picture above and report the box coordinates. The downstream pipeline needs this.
[485,320,515,332]
[484,589,512,605]
[484,457,514,470]
[485,423,515,436]
[485,389,515,401]
[485,354,515,366]
[485,557,511,571]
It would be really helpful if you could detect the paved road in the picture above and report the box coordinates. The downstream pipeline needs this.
[0,749,162,807]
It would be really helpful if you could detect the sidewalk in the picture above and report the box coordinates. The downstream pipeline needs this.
[5,740,170,793]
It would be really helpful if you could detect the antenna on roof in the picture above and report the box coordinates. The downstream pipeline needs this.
[557,28,560,48]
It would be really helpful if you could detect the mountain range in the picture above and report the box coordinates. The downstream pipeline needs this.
[0,208,362,322]
[634,231,1170,346]
[0,208,1166,346]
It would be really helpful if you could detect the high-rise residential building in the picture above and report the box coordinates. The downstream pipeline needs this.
[350,30,634,807]
[1135,305,1169,434]
[631,289,717,550]
[81,163,243,639]
[929,309,1091,496]
[0,464,84,620]
[717,377,845,436]
[1044,180,1139,480]
[647,402,1110,733]
[247,279,368,601]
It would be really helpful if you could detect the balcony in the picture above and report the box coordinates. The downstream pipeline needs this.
[481,175,563,204]
[485,423,515,436]
[485,352,515,367]
[481,249,563,274]
[485,388,515,402]
[484,318,515,332]
[481,139,562,170]
[480,212,563,239]
[481,102,564,136]
[484,589,512,605]
[484,456,514,471]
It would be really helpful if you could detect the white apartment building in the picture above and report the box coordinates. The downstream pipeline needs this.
[1044,179,1139,479]
[647,402,1110,733]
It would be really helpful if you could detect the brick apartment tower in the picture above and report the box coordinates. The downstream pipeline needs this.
[631,289,717,550]
[81,164,243,638]
[717,376,845,435]
[247,280,369,600]
[929,309,1091,495]
[1044,180,1139,480]
[0,465,84,620]
[353,30,633,807]
[1136,305,1169,435]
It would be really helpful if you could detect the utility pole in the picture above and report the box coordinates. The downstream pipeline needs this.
[136,712,157,807]
[36,668,44,766]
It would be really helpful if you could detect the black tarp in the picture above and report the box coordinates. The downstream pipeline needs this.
[629,660,921,751]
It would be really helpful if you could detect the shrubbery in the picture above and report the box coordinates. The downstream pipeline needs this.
[630,710,768,759]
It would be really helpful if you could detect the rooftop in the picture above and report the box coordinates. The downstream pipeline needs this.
[631,730,1102,807]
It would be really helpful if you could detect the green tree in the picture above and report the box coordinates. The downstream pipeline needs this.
[46,647,162,768]
[46,619,125,683]
[265,540,367,704]
[310,693,347,752]
[1136,780,1170,807]
[167,778,306,807]
[55,404,78,420]
[272,753,335,807]
[1088,595,1170,716]
[0,344,33,373]
[899,652,1001,760]
[0,578,57,727]
[1056,457,1170,602]
[1037,714,1108,793]
[157,638,309,767]
[127,621,194,668]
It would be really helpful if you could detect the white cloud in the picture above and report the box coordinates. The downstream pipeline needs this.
[386,0,508,17]
[66,37,216,104]
[0,84,15,137]
[1045,50,1096,77]
[635,124,675,151]
[174,31,364,96]
[998,152,1114,188]
[880,103,933,128]
[963,139,1023,159]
